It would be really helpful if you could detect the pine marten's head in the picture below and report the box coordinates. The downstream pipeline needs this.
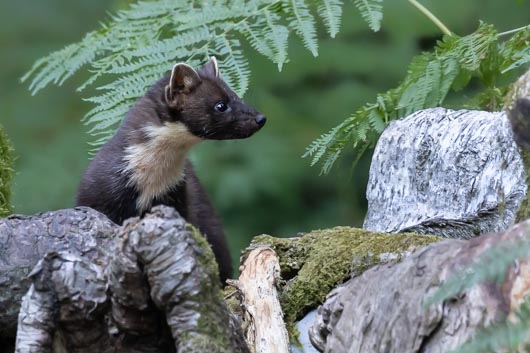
[162,56,266,140]
[116,58,266,212]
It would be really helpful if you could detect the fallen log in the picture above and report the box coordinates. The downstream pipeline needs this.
[8,206,249,353]
[309,219,530,352]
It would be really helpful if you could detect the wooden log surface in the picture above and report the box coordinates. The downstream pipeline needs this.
[229,247,290,353]
[0,207,116,341]
[6,206,249,353]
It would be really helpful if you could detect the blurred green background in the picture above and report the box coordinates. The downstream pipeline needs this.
[1,0,529,271]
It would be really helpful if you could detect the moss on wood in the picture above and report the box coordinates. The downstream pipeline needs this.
[0,124,14,217]
[186,225,234,350]
[247,227,440,339]
[515,151,530,223]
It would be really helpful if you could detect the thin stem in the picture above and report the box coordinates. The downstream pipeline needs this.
[408,0,452,36]
[498,25,529,37]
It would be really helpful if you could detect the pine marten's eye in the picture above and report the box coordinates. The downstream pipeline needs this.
[214,101,229,113]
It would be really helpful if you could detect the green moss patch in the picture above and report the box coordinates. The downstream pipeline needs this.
[0,124,14,217]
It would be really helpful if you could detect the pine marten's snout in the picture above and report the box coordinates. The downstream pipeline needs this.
[233,111,266,139]
[255,114,266,127]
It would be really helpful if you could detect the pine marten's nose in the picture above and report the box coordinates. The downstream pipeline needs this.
[255,114,267,127]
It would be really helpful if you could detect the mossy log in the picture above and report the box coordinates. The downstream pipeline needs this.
[245,228,440,336]
[3,206,249,353]
[309,219,530,353]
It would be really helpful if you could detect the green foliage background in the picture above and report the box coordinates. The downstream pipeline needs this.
[1,0,530,270]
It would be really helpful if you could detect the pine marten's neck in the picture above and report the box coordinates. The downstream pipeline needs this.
[122,122,201,212]
[119,87,202,213]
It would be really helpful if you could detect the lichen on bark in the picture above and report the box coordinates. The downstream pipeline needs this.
[0,124,14,217]
[248,227,440,338]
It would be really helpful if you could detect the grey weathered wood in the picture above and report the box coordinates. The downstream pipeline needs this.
[15,252,110,353]
[109,206,249,353]
[5,206,249,353]
[0,207,116,341]
[230,247,290,353]
[309,219,530,353]
[363,108,526,238]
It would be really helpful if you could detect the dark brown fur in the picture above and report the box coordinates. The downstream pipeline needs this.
[76,58,266,283]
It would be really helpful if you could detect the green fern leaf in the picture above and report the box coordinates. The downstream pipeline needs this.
[353,0,383,32]
[240,12,289,69]
[438,22,498,71]
[398,56,460,115]
[263,10,289,70]
[316,0,343,38]
[307,22,502,174]
[500,26,530,73]
[287,0,319,56]
[22,0,341,147]
[213,37,250,96]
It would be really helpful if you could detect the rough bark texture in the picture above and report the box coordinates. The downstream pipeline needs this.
[309,219,530,353]
[363,107,525,238]
[110,206,248,353]
[0,207,116,341]
[230,247,290,353]
[6,206,249,353]
[15,252,110,353]
[303,100,530,352]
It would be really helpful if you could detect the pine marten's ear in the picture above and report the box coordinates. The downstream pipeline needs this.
[198,56,219,78]
[165,63,202,106]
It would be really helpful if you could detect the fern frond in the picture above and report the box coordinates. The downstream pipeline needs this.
[306,22,504,174]
[398,55,460,116]
[286,0,319,56]
[24,37,100,95]
[240,12,289,69]
[25,0,346,144]
[212,37,250,96]
[438,22,498,71]
[500,26,530,74]
[316,0,343,38]
[262,10,290,70]
[353,0,383,32]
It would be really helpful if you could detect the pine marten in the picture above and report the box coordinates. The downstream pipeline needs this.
[76,57,266,283]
